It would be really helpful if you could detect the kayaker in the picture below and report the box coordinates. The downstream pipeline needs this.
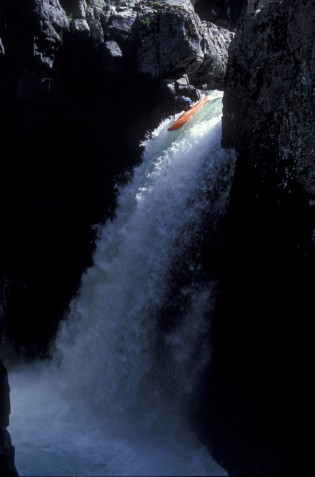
[175,95,194,111]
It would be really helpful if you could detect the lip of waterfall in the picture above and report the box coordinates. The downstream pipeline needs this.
[8,90,234,477]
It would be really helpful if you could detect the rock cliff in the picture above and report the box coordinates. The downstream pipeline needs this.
[0,360,18,477]
[190,0,312,474]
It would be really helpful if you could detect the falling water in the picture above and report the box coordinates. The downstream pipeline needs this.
[8,91,235,476]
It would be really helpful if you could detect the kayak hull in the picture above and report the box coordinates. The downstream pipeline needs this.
[167,95,209,131]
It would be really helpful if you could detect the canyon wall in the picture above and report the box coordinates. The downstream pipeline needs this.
[191,0,312,474]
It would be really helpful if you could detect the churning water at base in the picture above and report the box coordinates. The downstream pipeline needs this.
[10,362,224,476]
[8,91,235,476]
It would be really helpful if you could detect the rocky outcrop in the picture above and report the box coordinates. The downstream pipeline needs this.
[132,0,233,89]
[223,2,315,200]
[190,0,313,475]
[0,0,233,90]
[0,360,18,477]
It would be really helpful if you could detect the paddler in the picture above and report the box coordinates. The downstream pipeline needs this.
[175,95,194,111]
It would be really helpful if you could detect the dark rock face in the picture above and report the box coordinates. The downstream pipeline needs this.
[0,360,18,477]
[190,0,313,475]
[0,71,157,357]
[0,1,157,357]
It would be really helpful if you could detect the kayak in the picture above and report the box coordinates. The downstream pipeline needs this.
[167,95,209,131]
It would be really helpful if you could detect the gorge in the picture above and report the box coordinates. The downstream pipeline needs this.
[1,0,312,475]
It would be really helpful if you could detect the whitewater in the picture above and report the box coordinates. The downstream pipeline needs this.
[7,91,236,476]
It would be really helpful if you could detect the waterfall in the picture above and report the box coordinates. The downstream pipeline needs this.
[8,90,236,476]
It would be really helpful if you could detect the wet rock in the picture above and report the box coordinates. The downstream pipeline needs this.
[0,361,18,477]
[195,0,314,474]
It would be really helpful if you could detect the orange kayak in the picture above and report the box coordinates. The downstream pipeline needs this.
[167,95,209,131]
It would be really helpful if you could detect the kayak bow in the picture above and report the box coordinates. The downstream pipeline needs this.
[167,96,209,131]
